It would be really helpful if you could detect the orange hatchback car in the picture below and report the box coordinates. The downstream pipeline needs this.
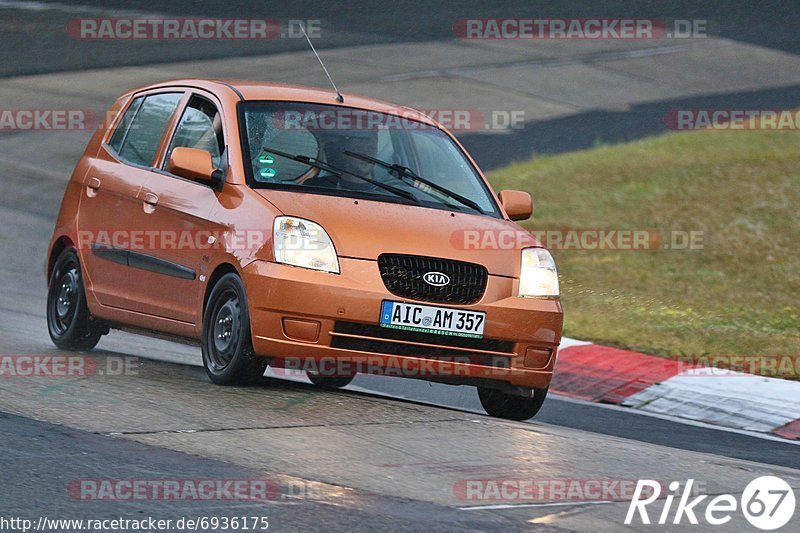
[46,80,563,420]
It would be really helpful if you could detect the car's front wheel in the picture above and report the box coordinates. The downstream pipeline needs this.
[477,386,548,420]
[46,247,104,351]
[202,273,268,385]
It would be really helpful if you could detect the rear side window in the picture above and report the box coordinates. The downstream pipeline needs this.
[108,96,143,152]
[113,93,182,166]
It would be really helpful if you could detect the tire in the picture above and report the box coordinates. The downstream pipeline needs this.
[307,372,355,389]
[202,273,268,385]
[46,247,104,351]
[477,386,548,421]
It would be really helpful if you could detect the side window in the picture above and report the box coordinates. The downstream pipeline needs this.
[117,93,182,166]
[107,96,143,152]
[166,96,224,169]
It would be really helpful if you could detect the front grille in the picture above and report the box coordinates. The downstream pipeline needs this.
[330,321,515,368]
[377,254,488,304]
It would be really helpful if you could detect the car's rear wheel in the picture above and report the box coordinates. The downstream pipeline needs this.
[306,372,355,389]
[47,247,104,351]
[477,386,548,420]
[202,273,268,385]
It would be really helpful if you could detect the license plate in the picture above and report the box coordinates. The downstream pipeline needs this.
[379,300,485,338]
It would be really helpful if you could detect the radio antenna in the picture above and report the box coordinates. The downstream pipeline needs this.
[299,22,344,103]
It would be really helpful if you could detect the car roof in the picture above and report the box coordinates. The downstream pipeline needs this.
[130,79,440,128]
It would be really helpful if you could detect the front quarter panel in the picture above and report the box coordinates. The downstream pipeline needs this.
[194,183,284,336]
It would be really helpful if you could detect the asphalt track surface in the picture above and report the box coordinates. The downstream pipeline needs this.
[2,0,799,78]
[0,2,798,531]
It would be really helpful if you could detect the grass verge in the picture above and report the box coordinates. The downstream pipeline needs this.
[488,129,799,376]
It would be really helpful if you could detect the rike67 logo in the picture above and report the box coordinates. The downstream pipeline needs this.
[626,477,796,530]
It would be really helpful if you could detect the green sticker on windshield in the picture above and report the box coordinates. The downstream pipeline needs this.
[259,167,276,179]
[258,154,275,165]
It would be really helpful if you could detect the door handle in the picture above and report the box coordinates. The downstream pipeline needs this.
[86,177,101,198]
[143,192,158,214]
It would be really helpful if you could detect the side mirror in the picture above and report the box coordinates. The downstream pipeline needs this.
[498,190,533,221]
[167,147,222,187]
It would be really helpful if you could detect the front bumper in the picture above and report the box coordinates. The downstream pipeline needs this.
[242,258,563,390]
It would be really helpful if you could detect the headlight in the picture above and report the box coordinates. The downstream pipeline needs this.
[273,217,339,273]
[519,248,559,297]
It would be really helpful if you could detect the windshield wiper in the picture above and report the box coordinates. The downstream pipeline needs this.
[342,150,486,215]
[262,146,422,205]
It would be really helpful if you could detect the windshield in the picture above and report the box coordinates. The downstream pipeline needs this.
[239,102,501,217]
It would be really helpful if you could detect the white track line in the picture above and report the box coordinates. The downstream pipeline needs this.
[459,500,614,511]
[557,336,593,350]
